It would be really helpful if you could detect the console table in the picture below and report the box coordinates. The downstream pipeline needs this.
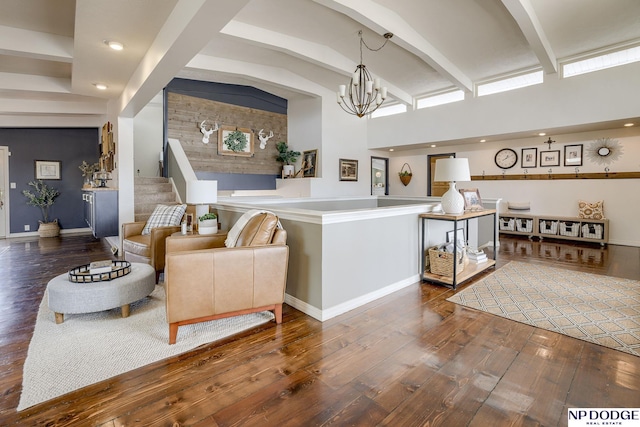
[420,209,497,289]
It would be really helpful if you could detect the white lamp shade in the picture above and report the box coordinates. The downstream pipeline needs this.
[186,180,217,204]
[434,157,471,182]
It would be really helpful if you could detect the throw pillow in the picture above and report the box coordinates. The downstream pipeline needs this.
[578,200,604,220]
[141,204,187,235]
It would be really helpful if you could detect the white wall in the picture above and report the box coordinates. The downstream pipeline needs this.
[133,95,163,177]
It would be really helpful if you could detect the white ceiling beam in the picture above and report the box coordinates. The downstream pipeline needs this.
[0,72,70,93]
[221,20,413,106]
[0,25,73,62]
[501,0,557,74]
[186,54,328,99]
[314,0,473,92]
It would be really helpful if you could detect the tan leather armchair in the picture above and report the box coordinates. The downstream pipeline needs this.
[164,212,288,344]
[121,205,195,283]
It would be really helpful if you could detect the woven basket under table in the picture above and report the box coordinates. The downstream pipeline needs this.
[428,247,465,277]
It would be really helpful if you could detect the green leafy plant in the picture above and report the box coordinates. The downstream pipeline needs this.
[224,130,248,152]
[398,170,412,177]
[275,141,301,165]
[198,212,218,222]
[22,180,60,223]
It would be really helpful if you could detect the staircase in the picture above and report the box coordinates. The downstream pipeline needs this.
[134,177,180,222]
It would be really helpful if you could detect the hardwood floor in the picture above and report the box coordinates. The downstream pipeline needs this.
[0,234,639,426]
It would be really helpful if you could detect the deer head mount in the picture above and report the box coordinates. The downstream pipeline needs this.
[200,120,219,144]
[258,129,273,149]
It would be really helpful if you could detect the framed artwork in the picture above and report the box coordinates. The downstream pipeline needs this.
[302,149,318,178]
[35,160,61,180]
[564,144,583,166]
[459,188,483,211]
[540,150,560,167]
[521,148,537,168]
[339,158,358,181]
[446,228,465,249]
[217,125,254,157]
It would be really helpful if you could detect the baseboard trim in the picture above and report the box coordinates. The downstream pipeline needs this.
[285,274,420,322]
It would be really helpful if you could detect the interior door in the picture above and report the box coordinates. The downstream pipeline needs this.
[371,157,388,195]
[0,146,8,237]
[428,153,456,196]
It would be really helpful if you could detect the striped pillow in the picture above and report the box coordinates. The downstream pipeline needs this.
[141,204,187,235]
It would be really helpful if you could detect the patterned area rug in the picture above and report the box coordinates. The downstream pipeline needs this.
[18,285,274,411]
[447,261,640,357]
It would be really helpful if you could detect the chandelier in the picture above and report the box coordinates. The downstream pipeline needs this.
[337,30,393,118]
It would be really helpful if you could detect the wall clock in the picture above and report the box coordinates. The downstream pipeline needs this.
[495,148,518,169]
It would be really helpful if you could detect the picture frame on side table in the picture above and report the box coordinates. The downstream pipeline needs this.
[564,144,583,166]
[35,160,61,180]
[446,228,465,249]
[302,149,318,178]
[339,158,358,181]
[459,188,483,211]
[540,150,560,167]
[521,148,537,168]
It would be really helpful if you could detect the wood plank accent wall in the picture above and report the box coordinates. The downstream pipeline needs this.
[167,92,287,175]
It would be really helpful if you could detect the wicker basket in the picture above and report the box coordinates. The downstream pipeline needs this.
[38,219,60,238]
[428,247,465,277]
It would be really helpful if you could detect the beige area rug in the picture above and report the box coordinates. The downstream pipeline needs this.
[18,285,274,411]
[447,261,640,357]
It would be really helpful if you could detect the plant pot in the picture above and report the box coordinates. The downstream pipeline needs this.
[38,219,60,238]
[198,219,218,235]
[283,165,295,178]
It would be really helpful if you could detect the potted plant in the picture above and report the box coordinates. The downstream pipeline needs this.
[398,163,412,186]
[22,180,60,237]
[275,141,301,177]
[79,161,99,188]
[198,212,218,235]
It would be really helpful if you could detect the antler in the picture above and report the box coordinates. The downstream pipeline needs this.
[199,120,219,144]
[258,129,274,149]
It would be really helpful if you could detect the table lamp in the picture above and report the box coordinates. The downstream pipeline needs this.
[434,157,470,215]
[186,179,218,227]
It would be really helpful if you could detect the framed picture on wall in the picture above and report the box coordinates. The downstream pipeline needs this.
[540,150,560,167]
[521,148,537,168]
[302,149,318,178]
[34,160,61,180]
[217,125,254,157]
[339,158,358,181]
[564,144,583,166]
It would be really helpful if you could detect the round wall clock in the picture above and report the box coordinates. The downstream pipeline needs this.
[495,148,518,169]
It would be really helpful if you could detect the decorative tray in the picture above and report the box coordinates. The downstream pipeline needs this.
[68,260,131,283]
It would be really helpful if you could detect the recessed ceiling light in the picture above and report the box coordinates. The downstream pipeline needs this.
[430,144,436,148]
[389,148,394,152]
[624,123,634,127]
[480,139,486,143]
[94,83,108,90]
[104,40,124,51]
[538,132,546,136]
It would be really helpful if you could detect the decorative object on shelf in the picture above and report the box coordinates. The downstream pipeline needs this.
[521,148,537,168]
[398,163,412,186]
[276,141,300,178]
[258,129,273,149]
[459,188,483,211]
[564,144,583,166]
[34,160,61,180]
[540,150,560,167]
[339,158,359,181]
[68,261,131,283]
[434,157,471,215]
[494,148,518,169]
[302,149,318,178]
[92,170,112,187]
[186,180,218,229]
[197,212,219,235]
[22,180,60,237]
[199,120,218,144]
[337,30,393,118]
[543,137,555,149]
[586,138,623,165]
[79,160,99,188]
[218,125,254,156]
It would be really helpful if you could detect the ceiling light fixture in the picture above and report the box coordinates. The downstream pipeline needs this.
[337,30,393,118]
[94,83,108,90]
[480,139,486,143]
[104,40,124,51]
[624,123,634,127]
[538,132,546,136]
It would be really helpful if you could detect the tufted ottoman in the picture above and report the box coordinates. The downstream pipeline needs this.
[47,262,155,324]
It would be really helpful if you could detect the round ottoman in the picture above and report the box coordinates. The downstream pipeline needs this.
[47,262,155,324]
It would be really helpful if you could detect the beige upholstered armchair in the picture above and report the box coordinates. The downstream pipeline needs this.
[121,204,195,283]
[164,212,288,344]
